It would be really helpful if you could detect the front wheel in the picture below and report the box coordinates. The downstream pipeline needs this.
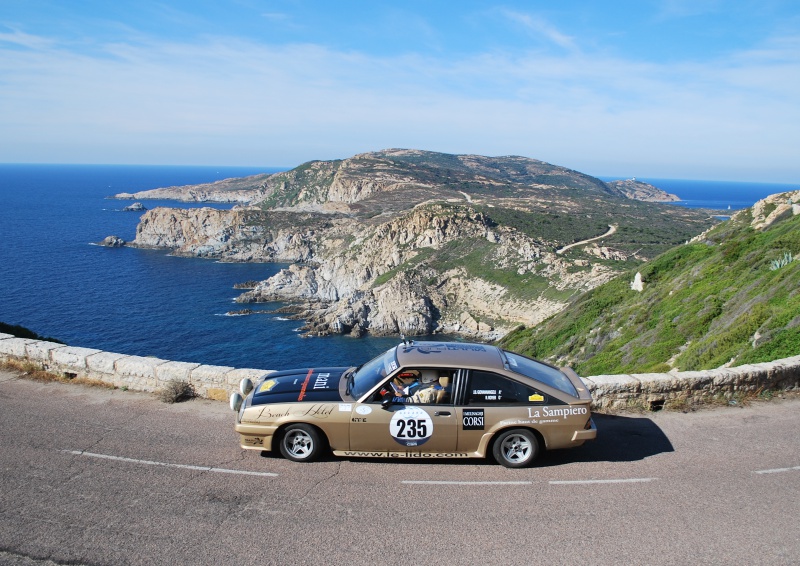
[492,428,539,468]
[279,424,324,462]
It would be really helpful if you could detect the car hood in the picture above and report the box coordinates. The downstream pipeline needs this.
[250,367,347,406]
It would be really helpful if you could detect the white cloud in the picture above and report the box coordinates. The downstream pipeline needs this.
[0,25,797,181]
[498,10,578,52]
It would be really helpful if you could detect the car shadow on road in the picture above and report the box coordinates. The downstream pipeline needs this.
[538,412,674,467]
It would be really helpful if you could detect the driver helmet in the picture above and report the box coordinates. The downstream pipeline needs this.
[420,370,439,385]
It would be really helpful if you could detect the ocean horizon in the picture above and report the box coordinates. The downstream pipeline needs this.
[1,164,796,371]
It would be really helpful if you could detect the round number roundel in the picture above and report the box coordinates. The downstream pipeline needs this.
[389,407,434,447]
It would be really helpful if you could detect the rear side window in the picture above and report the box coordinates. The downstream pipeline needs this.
[465,371,547,405]
[503,351,578,397]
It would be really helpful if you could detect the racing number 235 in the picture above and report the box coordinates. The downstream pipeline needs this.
[395,418,427,438]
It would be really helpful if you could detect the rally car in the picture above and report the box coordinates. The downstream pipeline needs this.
[229,340,596,468]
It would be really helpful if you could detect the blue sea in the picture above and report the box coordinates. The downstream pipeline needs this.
[0,164,401,371]
[601,177,797,211]
[0,165,795,370]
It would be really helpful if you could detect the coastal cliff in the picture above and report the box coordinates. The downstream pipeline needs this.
[124,149,718,339]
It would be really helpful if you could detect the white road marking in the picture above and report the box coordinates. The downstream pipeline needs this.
[64,450,278,477]
[753,465,800,475]
[549,478,657,485]
[402,480,533,485]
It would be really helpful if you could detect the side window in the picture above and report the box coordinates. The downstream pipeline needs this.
[369,369,455,404]
[466,371,547,405]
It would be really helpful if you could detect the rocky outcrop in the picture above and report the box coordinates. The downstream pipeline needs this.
[130,207,327,262]
[99,235,126,247]
[113,173,275,204]
[122,202,146,212]
[749,189,800,230]
[606,179,680,202]
[232,203,618,339]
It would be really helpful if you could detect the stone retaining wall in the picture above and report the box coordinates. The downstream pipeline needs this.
[585,356,800,410]
[0,333,269,402]
[2,332,799,410]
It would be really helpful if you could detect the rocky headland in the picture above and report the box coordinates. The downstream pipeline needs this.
[117,149,719,339]
[605,178,680,202]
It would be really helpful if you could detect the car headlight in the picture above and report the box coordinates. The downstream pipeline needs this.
[230,392,243,412]
[239,378,254,396]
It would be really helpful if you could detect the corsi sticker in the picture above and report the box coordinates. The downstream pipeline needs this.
[389,407,433,447]
[462,408,484,430]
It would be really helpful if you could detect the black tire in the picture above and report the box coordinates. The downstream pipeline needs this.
[279,423,324,462]
[492,428,539,468]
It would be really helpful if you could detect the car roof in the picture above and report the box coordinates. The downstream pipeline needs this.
[394,341,505,371]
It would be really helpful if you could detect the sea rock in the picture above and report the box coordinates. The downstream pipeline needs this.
[122,202,146,212]
[100,235,126,247]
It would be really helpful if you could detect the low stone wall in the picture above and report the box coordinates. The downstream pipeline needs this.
[1,332,799,410]
[0,333,269,402]
[585,356,800,410]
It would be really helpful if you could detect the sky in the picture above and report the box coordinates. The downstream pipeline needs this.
[1,1,798,182]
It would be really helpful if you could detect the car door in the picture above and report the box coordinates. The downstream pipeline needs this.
[453,369,557,454]
[348,372,458,455]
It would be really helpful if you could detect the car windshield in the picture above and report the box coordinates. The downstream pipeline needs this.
[349,347,398,399]
[503,351,579,397]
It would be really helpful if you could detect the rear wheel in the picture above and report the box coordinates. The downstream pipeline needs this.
[492,428,539,468]
[279,424,324,462]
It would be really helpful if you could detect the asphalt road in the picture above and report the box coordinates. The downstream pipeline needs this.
[1,370,798,566]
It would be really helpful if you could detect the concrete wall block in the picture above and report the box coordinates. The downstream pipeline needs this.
[635,372,681,393]
[50,346,102,371]
[0,337,39,358]
[670,370,713,390]
[86,351,128,377]
[121,374,159,392]
[190,365,234,386]
[189,364,235,400]
[587,374,640,395]
[115,356,167,378]
[156,361,201,385]
[707,367,742,388]
[112,356,167,392]
[762,359,800,388]
[25,341,63,362]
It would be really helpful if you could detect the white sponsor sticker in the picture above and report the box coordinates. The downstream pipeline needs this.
[339,403,353,412]
[356,405,372,415]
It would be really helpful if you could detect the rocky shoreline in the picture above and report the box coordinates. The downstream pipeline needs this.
[105,149,717,340]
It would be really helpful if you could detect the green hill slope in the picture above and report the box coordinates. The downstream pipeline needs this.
[499,192,800,374]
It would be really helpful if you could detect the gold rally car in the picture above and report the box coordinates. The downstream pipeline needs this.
[229,340,596,468]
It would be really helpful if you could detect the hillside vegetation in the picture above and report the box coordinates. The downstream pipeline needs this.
[500,192,800,373]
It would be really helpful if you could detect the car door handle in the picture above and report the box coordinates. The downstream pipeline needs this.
[434,411,451,417]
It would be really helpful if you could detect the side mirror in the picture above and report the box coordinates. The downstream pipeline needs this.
[381,396,394,410]
[239,378,254,396]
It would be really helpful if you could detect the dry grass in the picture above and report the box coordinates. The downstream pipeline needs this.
[1,359,117,389]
